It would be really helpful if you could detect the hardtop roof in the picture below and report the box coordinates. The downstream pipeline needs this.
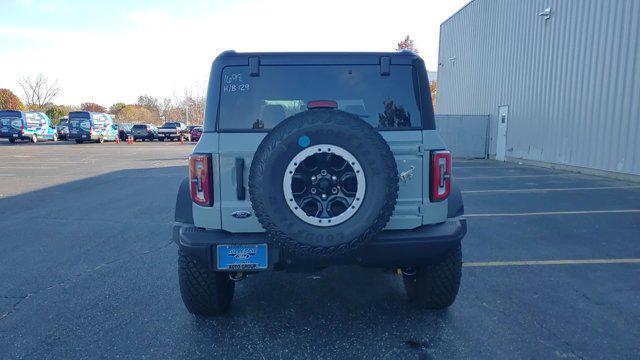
[213,50,423,66]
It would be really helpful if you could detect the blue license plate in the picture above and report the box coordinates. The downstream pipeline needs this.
[217,244,268,270]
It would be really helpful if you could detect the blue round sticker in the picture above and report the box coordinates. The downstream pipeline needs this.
[298,135,311,148]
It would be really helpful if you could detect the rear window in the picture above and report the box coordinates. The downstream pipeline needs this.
[218,65,421,131]
[69,118,92,130]
[132,124,147,130]
[162,122,180,128]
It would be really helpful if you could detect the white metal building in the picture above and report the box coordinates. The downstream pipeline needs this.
[436,0,640,176]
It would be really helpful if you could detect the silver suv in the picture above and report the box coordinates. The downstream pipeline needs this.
[173,51,466,315]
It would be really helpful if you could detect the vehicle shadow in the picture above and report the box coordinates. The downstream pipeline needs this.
[0,165,186,296]
[177,265,460,359]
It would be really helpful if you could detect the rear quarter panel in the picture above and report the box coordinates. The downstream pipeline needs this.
[380,131,424,230]
[191,133,222,229]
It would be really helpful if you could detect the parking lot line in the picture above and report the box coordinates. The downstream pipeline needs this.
[464,258,640,267]
[453,166,521,169]
[462,185,640,194]
[464,209,640,217]
[0,166,58,169]
[456,173,582,179]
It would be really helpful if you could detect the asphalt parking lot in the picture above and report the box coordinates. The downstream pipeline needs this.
[1,141,639,359]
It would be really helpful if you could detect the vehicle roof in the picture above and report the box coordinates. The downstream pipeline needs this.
[0,110,40,115]
[213,50,422,66]
[69,111,94,116]
[0,110,23,115]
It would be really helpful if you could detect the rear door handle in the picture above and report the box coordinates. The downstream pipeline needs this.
[235,158,246,200]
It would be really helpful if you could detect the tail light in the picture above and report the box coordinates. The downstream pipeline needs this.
[430,150,451,202]
[189,154,213,206]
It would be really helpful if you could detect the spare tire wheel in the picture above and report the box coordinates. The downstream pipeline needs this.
[249,109,398,256]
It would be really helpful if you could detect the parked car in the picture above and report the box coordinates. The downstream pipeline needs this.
[67,111,118,144]
[131,124,157,141]
[158,121,190,141]
[56,116,69,141]
[117,123,133,141]
[0,110,58,143]
[172,51,466,316]
[189,125,203,141]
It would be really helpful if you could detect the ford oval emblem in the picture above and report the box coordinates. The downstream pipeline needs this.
[231,211,252,219]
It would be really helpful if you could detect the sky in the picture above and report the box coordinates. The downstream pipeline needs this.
[0,0,469,106]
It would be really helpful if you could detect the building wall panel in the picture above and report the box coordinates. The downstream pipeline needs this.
[436,0,640,175]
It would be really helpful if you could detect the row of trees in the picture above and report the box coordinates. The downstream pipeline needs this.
[0,75,205,126]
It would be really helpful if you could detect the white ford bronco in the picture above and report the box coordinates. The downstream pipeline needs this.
[173,51,466,315]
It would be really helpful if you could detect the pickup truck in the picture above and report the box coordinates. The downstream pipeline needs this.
[158,122,191,142]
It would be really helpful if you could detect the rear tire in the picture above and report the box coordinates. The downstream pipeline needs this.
[8,138,15,143]
[75,139,83,144]
[178,250,235,316]
[403,244,462,310]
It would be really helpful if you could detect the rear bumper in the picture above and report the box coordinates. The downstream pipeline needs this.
[0,132,24,139]
[158,133,181,138]
[68,133,92,140]
[173,219,466,270]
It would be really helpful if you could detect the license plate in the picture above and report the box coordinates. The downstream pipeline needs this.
[12,134,18,137]
[82,135,87,138]
[217,244,268,270]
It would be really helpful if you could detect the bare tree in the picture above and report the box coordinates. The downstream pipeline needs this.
[182,88,206,125]
[18,74,60,111]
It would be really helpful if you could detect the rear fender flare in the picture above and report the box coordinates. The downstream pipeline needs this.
[447,178,464,218]
[175,177,194,224]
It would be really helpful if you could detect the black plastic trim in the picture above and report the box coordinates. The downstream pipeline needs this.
[173,219,466,270]
[174,177,194,224]
[249,56,260,76]
[380,56,390,75]
[447,178,464,218]
[235,158,246,200]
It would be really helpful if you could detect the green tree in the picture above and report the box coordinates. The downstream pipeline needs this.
[108,102,126,114]
[137,95,160,117]
[45,105,67,124]
[117,105,154,124]
[0,88,25,110]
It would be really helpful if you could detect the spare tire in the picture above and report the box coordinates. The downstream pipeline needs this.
[249,109,398,256]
